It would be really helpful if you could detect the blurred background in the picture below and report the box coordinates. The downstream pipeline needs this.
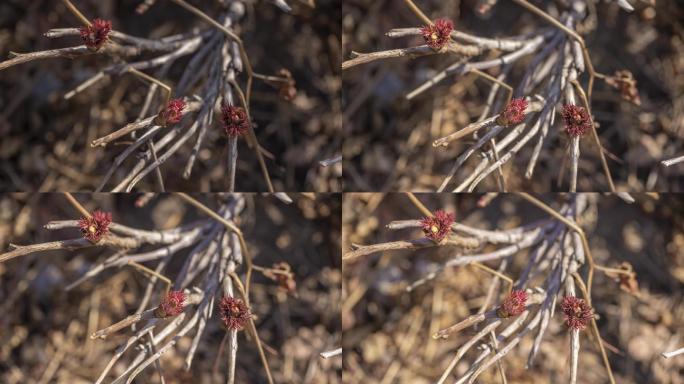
[342,0,684,192]
[342,193,684,383]
[0,193,341,383]
[0,0,341,192]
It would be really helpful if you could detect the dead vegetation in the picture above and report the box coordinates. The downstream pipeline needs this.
[0,0,342,192]
[342,193,684,383]
[0,193,341,383]
[342,0,684,192]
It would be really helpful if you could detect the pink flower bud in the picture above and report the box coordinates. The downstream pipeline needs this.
[79,19,112,51]
[156,98,186,126]
[78,210,112,243]
[605,70,641,106]
[154,290,186,318]
[221,105,250,138]
[561,104,592,137]
[219,297,251,331]
[497,290,528,318]
[420,18,453,50]
[420,210,455,243]
[560,295,593,331]
[496,98,528,127]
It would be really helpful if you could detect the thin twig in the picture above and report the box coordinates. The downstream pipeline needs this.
[571,80,616,192]
[175,193,253,298]
[228,78,275,192]
[572,273,616,384]
[62,0,92,27]
[169,0,254,105]
[229,273,274,384]
[320,348,342,359]
[63,193,91,218]
[661,155,684,167]
[127,260,172,294]
[662,347,684,359]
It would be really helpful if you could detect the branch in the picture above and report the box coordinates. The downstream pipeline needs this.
[342,43,480,70]
[0,46,91,71]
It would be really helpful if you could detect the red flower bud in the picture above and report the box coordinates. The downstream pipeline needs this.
[560,296,593,331]
[277,69,297,102]
[420,210,455,243]
[219,296,251,331]
[155,98,186,126]
[605,70,641,106]
[420,18,453,50]
[79,18,112,51]
[496,290,528,318]
[154,290,186,318]
[221,104,250,138]
[496,98,528,127]
[78,210,112,243]
[263,262,297,295]
[561,104,592,137]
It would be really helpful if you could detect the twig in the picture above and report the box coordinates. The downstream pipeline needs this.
[175,193,253,298]
[518,193,596,299]
[319,155,342,167]
[662,347,684,359]
[127,260,172,294]
[91,308,156,340]
[343,44,479,70]
[147,332,167,384]
[226,137,238,192]
[228,78,275,192]
[169,0,254,105]
[320,348,342,359]
[62,0,91,27]
[512,0,606,101]
[570,136,580,192]
[0,46,92,71]
[63,192,91,218]
[229,273,274,384]
[571,79,616,192]
[433,311,493,339]
[91,101,200,147]
[661,155,684,167]
[572,273,616,384]
[343,237,479,262]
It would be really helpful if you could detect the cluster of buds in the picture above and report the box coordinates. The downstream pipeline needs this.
[420,18,453,51]
[560,295,593,331]
[79,18,112,51]
[219,296,252,331]
[154,98,186,126]
[420,210,455,243]
[221,104,250,138]
[78,210,112,243]
[262,262,297,296]
[154,290,186,318]
[276,69,297,102]
[604,262,640,297]
[153,292,252,331]
[496,290,528,318]
[150,291,253,331]
[605,70,641,106]
[561,104,592,137]
[496,98,528,127]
